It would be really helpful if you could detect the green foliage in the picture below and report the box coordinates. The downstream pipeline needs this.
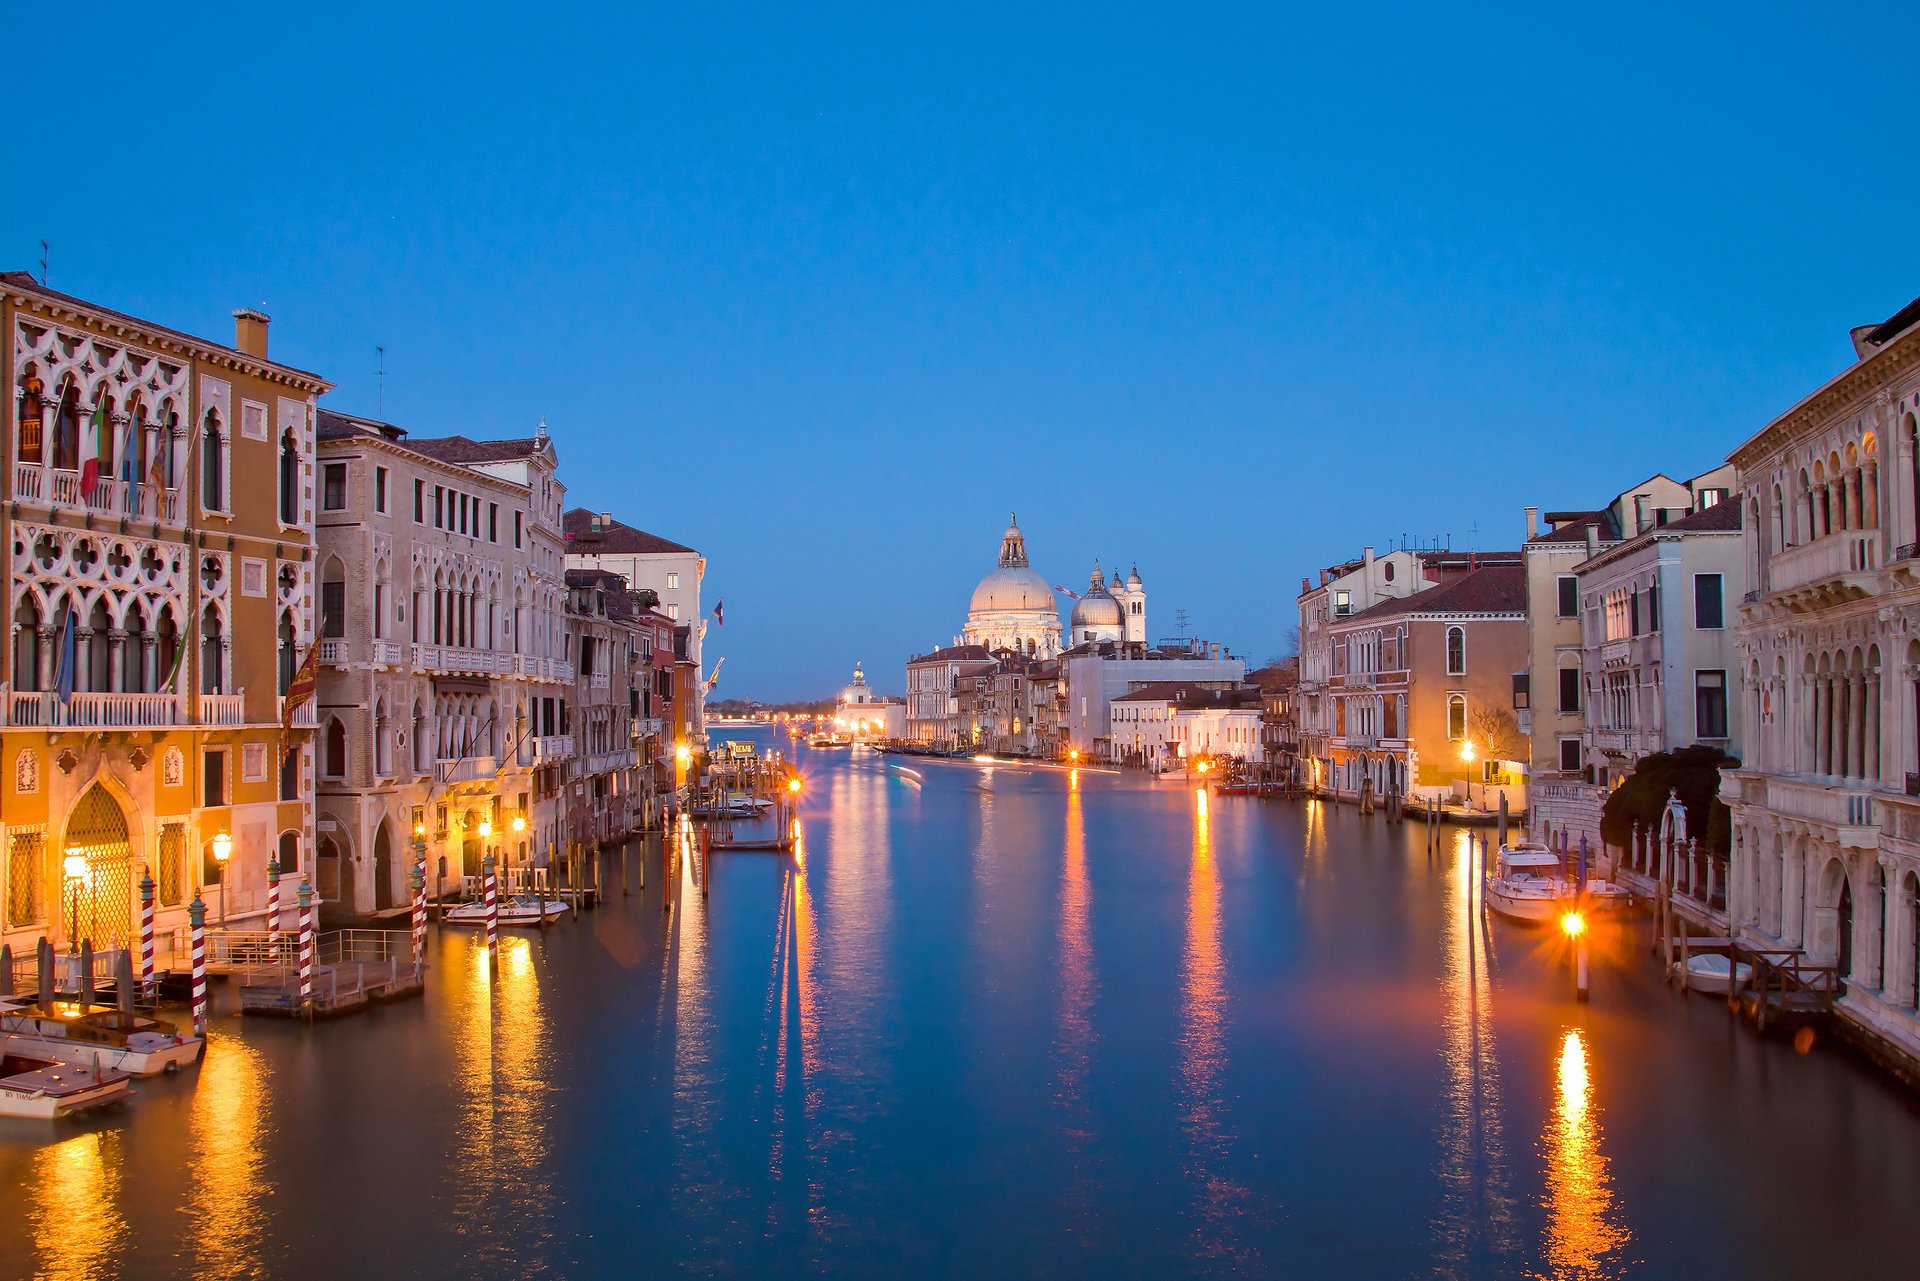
[1598,744,1739,854]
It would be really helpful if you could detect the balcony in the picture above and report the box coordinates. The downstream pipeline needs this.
[1599,638,1632,669]
[1738,774,1883,848]
[1591,726,1640,758]
[12,463,183,525]
[200,693,246,726]
[4,690,185,728]
[412,644,501,676]
[437,755,498,784]
[319,638,348,666]
[584,746,638,774]
[1766,534,1879,608]
[371,640,405,668]
[526,734,574,765]
[588,671,610,692]
[277,695,317,728]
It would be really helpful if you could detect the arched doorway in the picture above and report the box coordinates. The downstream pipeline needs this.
[372,822,395,911]
[1837,871,1855,989]
[62,783,134,948]
[317,833,355,909]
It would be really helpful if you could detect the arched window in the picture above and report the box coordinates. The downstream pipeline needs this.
[374,701,392,776]
[321,558,347,640]
[324,717,347,778]
[279,830,301,875]
[280,745,300,801]
[200,607,224,695]
[12,598,43,692]
[52,378,79,471]
[16,364,46,464]
[1447,694,1467,741]
[279,428,299,524]
[201,411,224,512]
[1445,626,1465,676]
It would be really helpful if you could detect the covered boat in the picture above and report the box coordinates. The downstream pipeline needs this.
[1484,843,1575,923]
[0,998,203,1077]
[444,895,570,928]
[0,1050,132,1119]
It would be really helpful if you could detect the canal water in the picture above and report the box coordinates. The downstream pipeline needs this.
[4,735,1918,1279]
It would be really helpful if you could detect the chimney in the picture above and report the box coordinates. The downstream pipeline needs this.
[1584,523,1599,558]
[1363,545,1375,582]
[1525,506,1538,539]
[233,308,270,359]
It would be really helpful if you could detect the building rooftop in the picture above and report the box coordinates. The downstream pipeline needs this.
[407,434,550,465]
[1529,511,1616,544]
[1113,681,1260,709]
[909,643,994,664]
[562,508,697,556]
[1342,564,1526,622]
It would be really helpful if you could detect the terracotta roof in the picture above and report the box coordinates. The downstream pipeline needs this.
[1529,511,1616,544]
[407,435,549,464]
[909,643,993,664]
[1247,659,1299,690]
[1342,564,1526,622]
[316,407,406,443]
[1114,681,1259,708]
[1,271,331,389]
[1660,500,1743,533]
[1865,294,1920,347]
[562,508,697,556]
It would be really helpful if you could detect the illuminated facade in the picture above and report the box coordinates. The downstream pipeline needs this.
[1722,294,1920,1072]
[963,516,1063,658]
[2,275,330,954]
[833,663,905,740]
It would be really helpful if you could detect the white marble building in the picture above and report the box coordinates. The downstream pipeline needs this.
[962,516,1063,658]
[1722,293,1920,1074]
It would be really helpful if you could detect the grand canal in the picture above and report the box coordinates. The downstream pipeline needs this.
[4,733,1919,1279]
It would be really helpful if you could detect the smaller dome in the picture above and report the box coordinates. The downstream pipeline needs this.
[1071,561,1123,629]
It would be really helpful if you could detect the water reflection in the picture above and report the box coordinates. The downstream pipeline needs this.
[448,925,554,1266]
[1055,771,1096,1117]
[1432,833,1517,1276]
[30,1129,127,1281]
[189,1032,271,1277]
[1538,1028,1630,1279]
[1178,786,1254,1266]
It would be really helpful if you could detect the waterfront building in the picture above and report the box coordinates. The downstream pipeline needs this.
[1251,659,1300,784]
[564,510,706,734]
[311,410,572,911]
[905,643,995,748]
[962,516,1063,658]
[1064,639,1245,762]
[2,276,330,953]
[1295,546,1517,796]
[1110,681,1260,773]
[1324,564,1528,807]
[563,569,651,848]
[833,663,905,741]
[1520,469,1737,847]
[1722,293,1920,1073]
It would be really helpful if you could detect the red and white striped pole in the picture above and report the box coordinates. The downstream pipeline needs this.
[187,896,207,1035]
[297,880,314,1013]
[265,856,282,956]
[410,858,426,970]
[482,851,499,965]
[138,873,155,1003]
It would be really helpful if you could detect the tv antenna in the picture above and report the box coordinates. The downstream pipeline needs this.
[37,240,48,286]
[376,346,387,416]
[1174,607,1190,638]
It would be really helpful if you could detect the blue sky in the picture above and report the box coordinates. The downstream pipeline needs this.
[8,3,1917,698]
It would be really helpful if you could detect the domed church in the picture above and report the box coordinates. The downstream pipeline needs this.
[1070,562,1126,646]
[963,515,1065,657]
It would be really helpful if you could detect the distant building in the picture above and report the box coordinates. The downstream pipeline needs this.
[962,516,1064,658]
[1110,681,1261,773]
[905,643,996,748]
[1063,640,1246,762]
[564,510,706,733]
[564,569,651,848]
[1250,660,1300,784]
[833,663,905,740]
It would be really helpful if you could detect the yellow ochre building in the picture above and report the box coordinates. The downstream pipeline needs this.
[2,273,331,964]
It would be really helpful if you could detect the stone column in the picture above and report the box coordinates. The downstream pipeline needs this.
[1814,676,1831,776]
[74,627,95,693]
[1866,671,1883,785]
[141,634,158,693]
[108,628,128,694]
[37,624,56,690]
[1869,855,1893,991]
[1782,835,1805,948]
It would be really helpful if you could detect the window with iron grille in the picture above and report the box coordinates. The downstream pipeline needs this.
[157,823,185,906]
[7,831,44,928]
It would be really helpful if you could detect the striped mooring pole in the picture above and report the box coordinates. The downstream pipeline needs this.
[297,880,314,1013]
[187,896,208,1035]
[482,852,499,964]
[138,873,155,1003]
[410,859,427,969]
[265,857,282,955]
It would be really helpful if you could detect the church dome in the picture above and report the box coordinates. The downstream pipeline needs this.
[839,663,874,705]
[969,516,1057,616]
[1070,563,1122,629]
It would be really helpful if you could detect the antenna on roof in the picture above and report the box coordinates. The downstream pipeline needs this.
[1467,520,1480,551]
[375,346,386,416]
[1174,608,1190,638]
[37,240,48,286]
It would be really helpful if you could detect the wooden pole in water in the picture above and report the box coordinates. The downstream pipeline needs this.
[1575,932,1590,1002]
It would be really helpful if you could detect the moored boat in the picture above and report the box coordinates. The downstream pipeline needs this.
[1483,843,1575,923]
[0,1050,132,1119]
[1672,952,1753,995]
[0,998,203,1077]
[444,895,570,927]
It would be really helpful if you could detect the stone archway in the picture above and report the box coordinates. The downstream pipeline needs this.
[59,782,134,948]
[372,822,395,912]
[317,833,355,909]
[1810,855,1851,970]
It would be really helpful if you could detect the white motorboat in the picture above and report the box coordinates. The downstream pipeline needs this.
[1483,844,1576,923]
[1673,952,1753,995]
[444,895,570,928]
[0,998,203,1077]
[0,1049,132,1119]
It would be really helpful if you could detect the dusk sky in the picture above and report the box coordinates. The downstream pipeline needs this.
[9,3,1918,700]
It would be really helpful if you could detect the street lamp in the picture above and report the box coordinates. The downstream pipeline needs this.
[63,847,86,953]
[212,831,232,926]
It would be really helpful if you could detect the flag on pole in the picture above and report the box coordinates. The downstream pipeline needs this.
[145,442,168,517]
[158,632,189,694]
[1053,585,1081,599]
[281,643,321,736]
[80,396,111,500]
[697,620,708,643]
[710,599,724,627]
[704,656,725,692]
[121,424,140,517]
[52,609,77,707]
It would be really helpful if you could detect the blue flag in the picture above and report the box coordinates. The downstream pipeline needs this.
[53,610,77,707]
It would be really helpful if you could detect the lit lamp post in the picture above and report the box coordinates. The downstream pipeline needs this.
[212,831,232,926]
[63,848,87,955]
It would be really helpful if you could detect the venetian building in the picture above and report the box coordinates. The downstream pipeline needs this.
[1722,294,1920,1074]
[313,411,572,914]
[3,274,330,955]
[1070,563,1126,647]
[962,515,1063,658]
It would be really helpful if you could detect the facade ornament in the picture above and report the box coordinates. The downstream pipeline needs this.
[128,746,148,772]
[56,748,79,775]
[14,750,38,794]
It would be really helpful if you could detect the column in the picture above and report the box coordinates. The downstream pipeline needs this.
[108,628,128,693]
[142,635,158,693]
[1866,671,1883,784]
[75,627,95,692]
[1850,672,1867,780]
[37,624,56,690]
[1782,836,1805,947]
[1815,676,1831,776]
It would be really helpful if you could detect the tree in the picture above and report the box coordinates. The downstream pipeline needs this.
[1469,706,1521,763]
[1598,744,1739,854]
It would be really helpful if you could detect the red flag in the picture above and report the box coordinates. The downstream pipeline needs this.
[79,457,101,500]
[281,644,321,737]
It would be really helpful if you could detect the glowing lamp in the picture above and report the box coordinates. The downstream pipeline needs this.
[1069,749,1080,762]
[1197,760,1211,775]
[787,777,801,794]
[63,850,87,881]
[675,743,692,765]
[212,832,232,864]
[1461,741,1477,764]
[478,820,492,839]
[1561,912,1586,938]
[413,822,425,838]
[512,815,526,834]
